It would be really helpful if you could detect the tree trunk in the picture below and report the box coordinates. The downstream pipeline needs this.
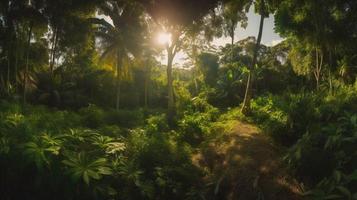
[315,48,319,90]
[167,49,175,125]
[14,40,18,92]
[50,26,59,75]
[328,51,333,94]
[231,22,235,61]
[144,61,149,108]
[231,32,234,47]
[115,53,121,110]
[241,2,265,115]
[193,72,198,94]
[7,50,11,94]
[23,23,33,107]
[313,48,323,91]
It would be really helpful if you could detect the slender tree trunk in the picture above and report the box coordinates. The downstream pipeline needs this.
[144,61,149,108]
[328,51,333,94]
[315,48,319,90]
[50,27,56,72]
[231,33,234,47]
[167,49,175,125]
[116,76,121,110]
[193,72,198,94]
[50,26,59,75]
[23,23,33,107]
[144,77,148,108]
[241,2,265,115]
[7,50,11,94]
[313,48,323,91]
[14,40,18,92]
[231,23,235,61]
[115,53,121,110]
[6,32,14,94]
[191,48,199,94]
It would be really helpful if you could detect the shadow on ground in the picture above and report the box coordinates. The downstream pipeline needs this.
[194,121,304,200]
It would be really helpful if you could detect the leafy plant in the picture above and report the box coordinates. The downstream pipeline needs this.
[62,152,112,185]
[305,170,357,200]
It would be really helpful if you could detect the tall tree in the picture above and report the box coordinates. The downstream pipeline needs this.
[141,0,220,125]
[240,0,278,114]
[20,0,47,106]
[92,0,144,110]
[221,0,249,60]
[0,0,24,95]
[44,0,98,75]
[275,0,357,90]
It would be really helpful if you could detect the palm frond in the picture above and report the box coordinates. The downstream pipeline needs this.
[88,18,114,30]
[99,43,117,62]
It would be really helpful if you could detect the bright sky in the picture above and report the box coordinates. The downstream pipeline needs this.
[98,8,283,67]
[170,9,283,66]
[213,8,283,47]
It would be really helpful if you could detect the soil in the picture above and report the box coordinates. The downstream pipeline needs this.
[194,121,304,200]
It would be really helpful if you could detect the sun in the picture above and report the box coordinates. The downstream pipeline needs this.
[157,32,172,45]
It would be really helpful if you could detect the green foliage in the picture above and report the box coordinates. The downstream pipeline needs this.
[176,95,219,145]
[105,108,145,128]
[304,170,357,200]
[179,112,210,146]
[1,0,357,199]
[146,114,169,134]
[0,101,210,199]
[79,104,105,128]
[248,85,357,195]
[62,152,112,185]
[210,62,247,107]
[248,94,293,145]
[196,52,219,87]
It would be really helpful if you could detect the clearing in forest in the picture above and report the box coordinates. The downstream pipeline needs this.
[195,121,304,200]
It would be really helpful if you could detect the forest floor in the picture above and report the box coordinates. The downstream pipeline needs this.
[194,120,304,200]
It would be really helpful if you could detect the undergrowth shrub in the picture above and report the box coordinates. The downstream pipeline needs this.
[105,109,144,128]
[210,107,244,135]
[175,95,220,146]
[283,87,357,197]
[0,102,205,200]
[146,114,169,134]
[79,104,105,128]
[248,86,357,197]
[178,112,210,146]
[250,94,289,144]
[250,92,322,145]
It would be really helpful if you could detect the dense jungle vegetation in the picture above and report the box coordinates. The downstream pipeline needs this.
[0,0,357,199]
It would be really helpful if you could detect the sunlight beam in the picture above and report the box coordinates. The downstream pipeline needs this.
[157,32,172,46]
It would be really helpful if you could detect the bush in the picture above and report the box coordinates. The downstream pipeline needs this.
[285,132,337,184]
[146,114,169,134]
[178,113,209,146]
[247,87,357,196]
[250,94,290,144]
[0,101,206,200]
[98,125,125,137]
[79,104,105,128]
[128,130,203,200]
[282,87,357,195]
[105,109,144,128]
[249,92,324,145]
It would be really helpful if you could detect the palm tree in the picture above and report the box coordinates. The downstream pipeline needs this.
[20,1,47,107]
[239,0,281,114]
[221,0,248,54]
[92,1,143,110]
[241,0,266,115]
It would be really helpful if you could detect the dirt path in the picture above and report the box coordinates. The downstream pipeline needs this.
[194,121,304,200]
